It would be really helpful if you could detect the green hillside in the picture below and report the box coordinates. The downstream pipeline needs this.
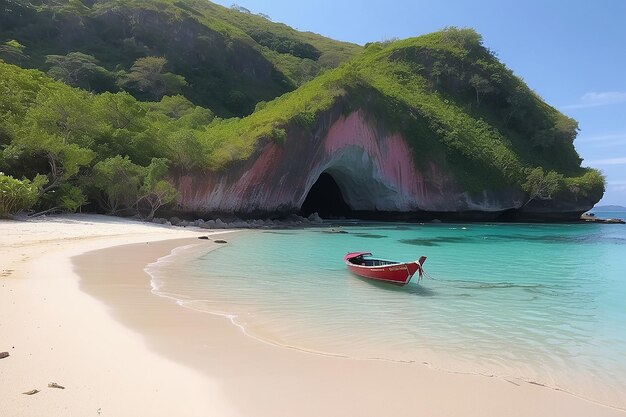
[0,0,361,116]
[200,28,603,197]
[0,5,603,218]
[210,2,361,82]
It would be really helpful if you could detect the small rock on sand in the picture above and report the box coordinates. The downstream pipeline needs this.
[197,236,210,240]
[22,389,39,395]
[0,352,9,359]
[214,239,228,244]
[48,382,65,389]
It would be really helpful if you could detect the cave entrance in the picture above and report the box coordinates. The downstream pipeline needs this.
[300,172,353,219]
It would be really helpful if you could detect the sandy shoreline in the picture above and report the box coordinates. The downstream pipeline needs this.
[0,215,236,417]
[2,214,625,417]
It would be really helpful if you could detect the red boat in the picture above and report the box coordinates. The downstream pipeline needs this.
[344,252,427,286]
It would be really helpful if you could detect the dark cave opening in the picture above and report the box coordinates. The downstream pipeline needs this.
[300,172,353,218]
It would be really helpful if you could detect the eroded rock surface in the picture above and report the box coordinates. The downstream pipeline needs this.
[174,108,592,220]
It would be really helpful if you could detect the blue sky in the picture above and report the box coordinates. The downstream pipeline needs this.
[215,0,626,206]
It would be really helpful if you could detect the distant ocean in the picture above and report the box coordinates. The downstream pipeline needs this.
[148,222,626,410]
[587,210,626,221]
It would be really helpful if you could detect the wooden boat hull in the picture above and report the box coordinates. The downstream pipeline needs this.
[344,252,426,286]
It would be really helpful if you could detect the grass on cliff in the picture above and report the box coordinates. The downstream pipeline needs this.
[200,27,603,197]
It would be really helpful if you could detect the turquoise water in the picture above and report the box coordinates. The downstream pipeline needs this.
[148,222,626,409]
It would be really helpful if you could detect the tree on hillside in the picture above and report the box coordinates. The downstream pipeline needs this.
[120,57,187,101]
[528,115,578,151]
[148,95,215,128]
[46,52,114,91]
[92,155,144,214]
[136,158,178,220]
[505,85,532,125]
[26,88,101,148]
[521,167,564,207]
[93,91,146,131]
[441,27,483,53]
[150,94,195,118]
[3,88,97,211]
[7,129,95,194]
[554,116,579,144]
[164,130,205,174]
[230,4,251,13]
[91,156,178,218]
[3,127,93,215]
[469,74,494,106]
[40,0,90,18]
[0,40,28,65]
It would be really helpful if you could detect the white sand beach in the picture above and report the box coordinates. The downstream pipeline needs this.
[0,215,237,417]
[1,214,624,417]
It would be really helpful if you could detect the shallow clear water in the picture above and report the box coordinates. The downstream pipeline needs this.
[148,222,626,408]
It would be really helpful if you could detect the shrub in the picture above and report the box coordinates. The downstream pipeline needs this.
[270,127,286,144]
[57,183,88,212]
[565,169,605,201]
[0,173,42,217]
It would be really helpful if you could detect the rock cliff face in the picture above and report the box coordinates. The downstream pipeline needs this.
[173,106,593,220]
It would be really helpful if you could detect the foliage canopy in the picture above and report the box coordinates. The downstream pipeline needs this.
[0,0,361,117]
